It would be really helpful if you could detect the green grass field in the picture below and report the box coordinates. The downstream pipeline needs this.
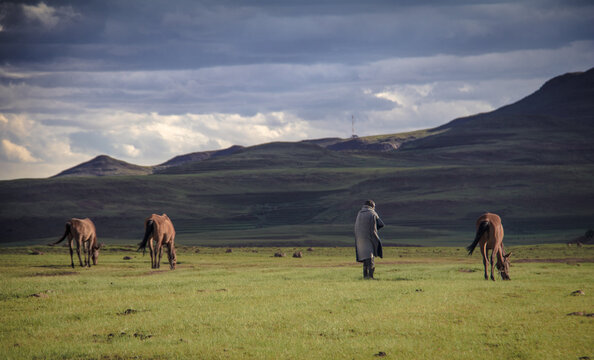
[1,244,592,360]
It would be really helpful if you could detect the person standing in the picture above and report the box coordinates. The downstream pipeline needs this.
[354,200,385,279]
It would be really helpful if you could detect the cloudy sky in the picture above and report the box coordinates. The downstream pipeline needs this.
[0,0,593,179]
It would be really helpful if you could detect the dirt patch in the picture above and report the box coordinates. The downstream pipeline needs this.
[514,258,594,263]
[30,292,49,298]
[31,271,77,277]
[117,308,138,316]
[133,333,152,340]
[143,270,167,276]
[94,332,153,343]
[567,312,594,317]
[30,289,54,298]
[458,268,477,273]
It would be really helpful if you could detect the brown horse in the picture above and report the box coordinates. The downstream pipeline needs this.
[137,213,176,270]
[466,213,512,281]
[49,218,100,268]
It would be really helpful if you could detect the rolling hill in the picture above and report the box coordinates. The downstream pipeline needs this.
[53,155,153,177]
[1,68,593,246]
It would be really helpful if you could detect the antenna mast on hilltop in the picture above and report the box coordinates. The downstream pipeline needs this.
[351,114,358,138]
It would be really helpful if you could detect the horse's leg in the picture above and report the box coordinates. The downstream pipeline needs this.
[82,240,88,267]
[82,241,86,267]
[157,242,164,269]
[148,238,155,269]
[165,243,171,266]
[153,242,161,269]
[68,238,75,269]
[167,242,176,270]
[490,250,496,281]
[86,239,92,267]
[75,238,84,267]
[480,244,488,280]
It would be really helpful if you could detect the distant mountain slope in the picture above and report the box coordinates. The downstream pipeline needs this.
[499,68,594,117]
[54,132,429,178]
[5,68,592,246]
[53,155,153,177]
[52,68,594,178]
[155,145,244,170]
[155,141,386,174]
[326,129,436,152]
[400,67,594,164]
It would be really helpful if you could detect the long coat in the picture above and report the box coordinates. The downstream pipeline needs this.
[354,205,385,262]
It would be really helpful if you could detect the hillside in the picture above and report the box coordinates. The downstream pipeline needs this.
[53,155,153,177]
[53,132,431,177]
[1,68,593,246]
[154,145,244,170]
[401,68,594,164]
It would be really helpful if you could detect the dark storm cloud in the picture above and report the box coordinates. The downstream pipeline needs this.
[1,0,592,70]
[1,0,593,179]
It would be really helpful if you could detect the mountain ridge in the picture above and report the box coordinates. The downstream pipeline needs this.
[53,67,594,178]
[3,67,592,246]
[53,155,153,177]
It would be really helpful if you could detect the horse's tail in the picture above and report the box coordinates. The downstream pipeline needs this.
[137,220,154,254]
[50,222,72,246]
[467,221,489,255]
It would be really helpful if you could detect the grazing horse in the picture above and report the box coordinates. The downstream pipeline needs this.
[466,213,512,281]
[137,213,176,270]
[49,218,100,268]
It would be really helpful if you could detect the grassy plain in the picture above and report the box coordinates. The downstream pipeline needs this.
[1,244,593,359]
[3,162,593,246]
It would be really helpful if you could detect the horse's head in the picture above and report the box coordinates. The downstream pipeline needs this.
[497,252,512,280]
[169,248,177,270]
[92,242,103,265]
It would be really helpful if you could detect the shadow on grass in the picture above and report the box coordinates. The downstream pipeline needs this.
[381,277,413,281]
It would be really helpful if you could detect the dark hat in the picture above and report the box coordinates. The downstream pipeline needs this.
[364,199,375,208]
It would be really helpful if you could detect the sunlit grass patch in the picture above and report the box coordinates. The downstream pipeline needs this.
[0,245,592,359]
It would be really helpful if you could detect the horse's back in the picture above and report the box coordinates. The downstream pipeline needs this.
[70,218,96,238]
[148,214,175,241]
[476,213,504,248]
[476,213,501,227]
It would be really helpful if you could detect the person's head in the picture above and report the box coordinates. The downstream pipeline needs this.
[364,200,375,209]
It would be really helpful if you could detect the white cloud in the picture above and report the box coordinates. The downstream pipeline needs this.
[0,113,34,137]
[0,113,87,174]
[0,38,593,179]
[22,2,79,29]
[121,144,141,158]
[458,84,473,93]
[15,109,319,171]
[23,2,60,28]
[1,139,39,163]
